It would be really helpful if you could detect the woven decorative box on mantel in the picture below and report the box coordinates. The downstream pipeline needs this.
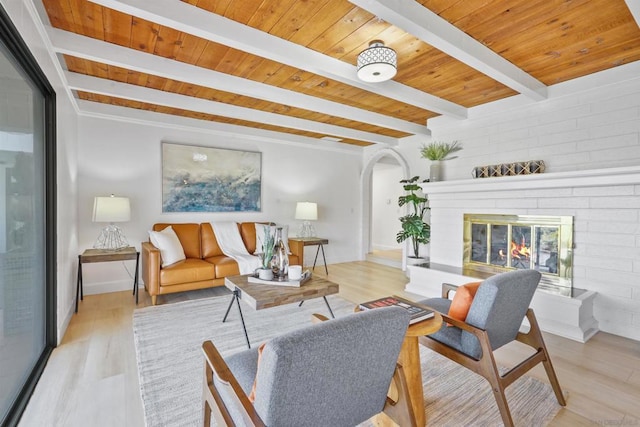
[472,160,545,179]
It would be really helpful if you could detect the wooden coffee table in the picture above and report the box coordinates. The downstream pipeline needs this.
[223,274,339,348]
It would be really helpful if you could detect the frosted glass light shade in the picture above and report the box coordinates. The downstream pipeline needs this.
[93,196,130,223]
[295,202,318,221]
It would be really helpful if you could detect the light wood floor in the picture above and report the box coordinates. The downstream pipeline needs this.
[19,261,640,426]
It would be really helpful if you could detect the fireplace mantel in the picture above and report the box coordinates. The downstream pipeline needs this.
[420,165,640,194]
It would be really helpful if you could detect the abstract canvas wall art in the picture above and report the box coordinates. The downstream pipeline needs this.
[162,142,261,212]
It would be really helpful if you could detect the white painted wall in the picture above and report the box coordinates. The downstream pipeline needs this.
[76,115,362,293]
[371,162,402,250]
[3,0,80,343]
[417,63,640,341]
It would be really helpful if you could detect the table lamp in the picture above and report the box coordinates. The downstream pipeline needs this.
[295,202,317,238]
[92,195,130,250]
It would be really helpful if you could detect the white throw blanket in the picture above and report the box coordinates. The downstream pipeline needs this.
[210,222,261,274]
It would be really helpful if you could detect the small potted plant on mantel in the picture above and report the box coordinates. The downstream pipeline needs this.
[420,140,462,182]
[396,176,430,265]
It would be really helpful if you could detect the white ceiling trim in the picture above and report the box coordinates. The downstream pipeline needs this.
[66,72,397,145]
[87,0,467,119]
[625,0,640,28]
[76,101,364,155]
[48,27,426,136]
[350,0,548,101]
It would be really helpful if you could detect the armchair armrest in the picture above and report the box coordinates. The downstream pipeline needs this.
[141,241,161,304]
[442,282,459,299]
[288,238,304,263]
[202,341,266,427]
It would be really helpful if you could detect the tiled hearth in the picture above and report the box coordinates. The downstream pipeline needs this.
[405,166,640,342]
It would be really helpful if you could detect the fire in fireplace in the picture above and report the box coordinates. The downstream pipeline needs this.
[463,214,574,295]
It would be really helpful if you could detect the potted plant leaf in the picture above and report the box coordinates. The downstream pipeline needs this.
[396,176,430,264]
[420,140,462,182]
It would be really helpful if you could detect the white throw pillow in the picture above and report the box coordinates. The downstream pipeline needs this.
[148,226,186,267]
[255,223,291,255]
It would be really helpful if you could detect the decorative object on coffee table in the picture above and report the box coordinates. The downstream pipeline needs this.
[257,226,275,280]
[420,140,463,182]
[271,226,289,280]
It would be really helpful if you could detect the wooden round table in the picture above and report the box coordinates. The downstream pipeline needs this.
[400,312,443,426]
[355,305,443,426]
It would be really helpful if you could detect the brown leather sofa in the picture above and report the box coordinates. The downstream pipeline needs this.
[141,222,303,305]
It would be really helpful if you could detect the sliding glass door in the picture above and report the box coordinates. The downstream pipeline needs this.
[0,5,56,426]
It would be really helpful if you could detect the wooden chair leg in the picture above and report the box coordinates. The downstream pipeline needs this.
[519,310,567,406]
[486,371,515,427]
[478,348,515,427]
[203,400,211,427]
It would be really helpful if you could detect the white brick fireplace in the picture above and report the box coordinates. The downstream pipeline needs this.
[404,166,640,342]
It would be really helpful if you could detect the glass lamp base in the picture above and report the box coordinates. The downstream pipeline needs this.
[297,221,316,238]
[94,224,129,250]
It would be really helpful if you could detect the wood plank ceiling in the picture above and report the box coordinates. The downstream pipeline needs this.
[40,0,640,147]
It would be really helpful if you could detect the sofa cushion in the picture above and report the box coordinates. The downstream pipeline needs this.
[205,255,241,278]
[201,223,224,259]
[153,223,201,259]
[159,258,216,286]
[239,222,259,254]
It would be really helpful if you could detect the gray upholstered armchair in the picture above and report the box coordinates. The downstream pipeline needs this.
[202,306,416,426]
[418,269,566,427]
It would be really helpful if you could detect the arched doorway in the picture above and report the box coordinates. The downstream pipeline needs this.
[360,148,410,268]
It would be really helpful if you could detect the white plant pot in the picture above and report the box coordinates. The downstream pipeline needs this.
[429,161,443,182]
[258,268,273,280]
[406,256,428,266]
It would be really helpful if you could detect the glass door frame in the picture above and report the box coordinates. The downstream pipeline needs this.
[0,4,57,426]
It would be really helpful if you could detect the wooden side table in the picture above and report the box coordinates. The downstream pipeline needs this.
[357,304,443,426]
[399,311,443,426]
[75,247,140,313]
[289,237,329,274]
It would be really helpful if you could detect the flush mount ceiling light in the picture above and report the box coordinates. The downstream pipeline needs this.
[356,40,397,83]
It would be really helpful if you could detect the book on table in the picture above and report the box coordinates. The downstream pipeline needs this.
[359,295,434,324]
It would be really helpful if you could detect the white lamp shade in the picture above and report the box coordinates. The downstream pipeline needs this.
[295,202,318,221]
[92,196,131,223]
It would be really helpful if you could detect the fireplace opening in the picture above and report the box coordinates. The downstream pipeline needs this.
[464,214,573,296]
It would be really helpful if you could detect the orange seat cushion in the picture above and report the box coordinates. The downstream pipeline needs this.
[448,281,482,322]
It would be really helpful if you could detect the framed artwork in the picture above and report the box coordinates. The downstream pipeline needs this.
[162,142,261,212]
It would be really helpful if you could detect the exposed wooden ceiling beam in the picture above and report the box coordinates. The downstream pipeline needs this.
[48,27,425,136]
[350,0,548,101]
[86,0,467,119]
[77,101,364,154]
[65,72,398,145]
[625,0,640,27]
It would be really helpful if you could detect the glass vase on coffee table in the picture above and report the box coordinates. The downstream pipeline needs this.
[271,227,289,280]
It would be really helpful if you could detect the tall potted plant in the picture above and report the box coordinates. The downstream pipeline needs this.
[420,140,462,182]
[396,176,430,262]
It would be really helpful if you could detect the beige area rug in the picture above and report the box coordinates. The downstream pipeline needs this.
[133,294,563,426]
